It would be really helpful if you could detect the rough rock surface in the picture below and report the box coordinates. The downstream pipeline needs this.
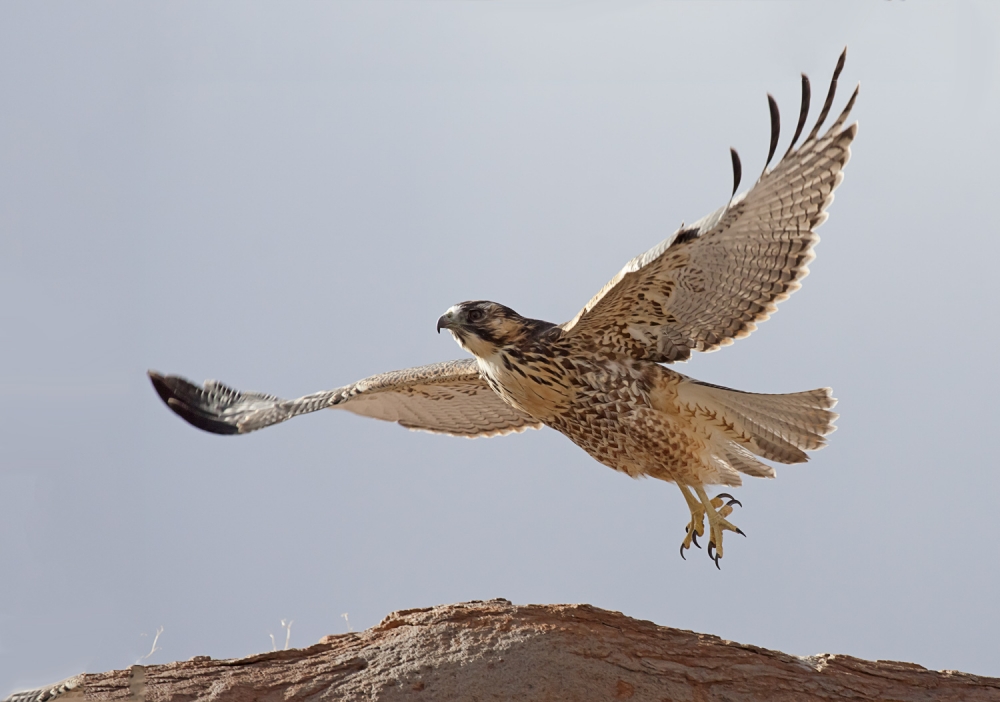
[7,600,1000,702]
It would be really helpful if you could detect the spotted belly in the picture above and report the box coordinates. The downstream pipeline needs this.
[544,360,711,485]
[481,351,710,484]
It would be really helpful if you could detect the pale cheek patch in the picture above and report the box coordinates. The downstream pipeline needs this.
[448,329,471,352]
[448,329,494,358]
[462,334,501,359]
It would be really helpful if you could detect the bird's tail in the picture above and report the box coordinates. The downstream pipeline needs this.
[678,378,838,481]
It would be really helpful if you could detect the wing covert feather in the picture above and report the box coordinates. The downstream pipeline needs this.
[148,359,540,437]
[560,52,858,363]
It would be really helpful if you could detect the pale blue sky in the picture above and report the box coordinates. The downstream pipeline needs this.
[2,1,999,692]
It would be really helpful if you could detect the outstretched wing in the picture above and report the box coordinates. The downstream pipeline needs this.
[3,677,83,702]
[149,359,541,438]
[560,49,858,363]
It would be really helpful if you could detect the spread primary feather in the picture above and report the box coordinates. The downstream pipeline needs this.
[150,51,857,567]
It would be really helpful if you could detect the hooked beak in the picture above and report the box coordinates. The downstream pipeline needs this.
[436,311,454,334]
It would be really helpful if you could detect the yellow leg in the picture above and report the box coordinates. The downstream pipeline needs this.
[692,485,745,568]
[677,483,706,559]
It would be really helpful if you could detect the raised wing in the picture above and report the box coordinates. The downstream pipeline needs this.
[560,49,858,363]
[149,359,541,438]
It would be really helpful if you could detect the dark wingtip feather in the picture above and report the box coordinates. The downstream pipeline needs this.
[784,73,811,157]
[729,147,742,198]
[806,48,848,142]
[148,371,240,435]
[843,82,860,118]
[148,370,175,407]
[761,93,780,178]
[835,46,847,74]
[166,398,241,435]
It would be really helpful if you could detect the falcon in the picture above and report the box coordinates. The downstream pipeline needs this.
[150,51,856,567]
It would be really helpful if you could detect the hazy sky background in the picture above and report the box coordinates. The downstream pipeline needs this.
[2,1,999,692]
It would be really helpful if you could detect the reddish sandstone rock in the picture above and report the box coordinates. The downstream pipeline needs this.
[7,600,1000,702]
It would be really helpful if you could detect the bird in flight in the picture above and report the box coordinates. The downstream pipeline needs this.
[151,51,856,567]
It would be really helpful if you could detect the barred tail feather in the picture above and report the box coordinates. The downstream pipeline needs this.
[722,441,776,478]
[680,378,838,476]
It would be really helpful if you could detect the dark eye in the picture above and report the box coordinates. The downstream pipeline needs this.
[467,309,486,323]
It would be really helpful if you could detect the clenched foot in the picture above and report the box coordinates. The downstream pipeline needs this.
[697,488,746,568]
[677,485,706,560]
[680,514,705,558]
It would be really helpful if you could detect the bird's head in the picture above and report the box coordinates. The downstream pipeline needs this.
[437,301,556,358]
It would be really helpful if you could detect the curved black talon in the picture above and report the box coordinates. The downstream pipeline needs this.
[707,541,722,570]
[715,493,742,509]
[679,543,687,560]
[691,531,701,549]
[735,527,747,538]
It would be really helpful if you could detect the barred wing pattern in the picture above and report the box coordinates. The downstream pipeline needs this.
[3,677,83,702]
[560,51,858,363]
[148,359,541,438]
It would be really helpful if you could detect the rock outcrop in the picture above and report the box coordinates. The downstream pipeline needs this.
[7,600,1000,701]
